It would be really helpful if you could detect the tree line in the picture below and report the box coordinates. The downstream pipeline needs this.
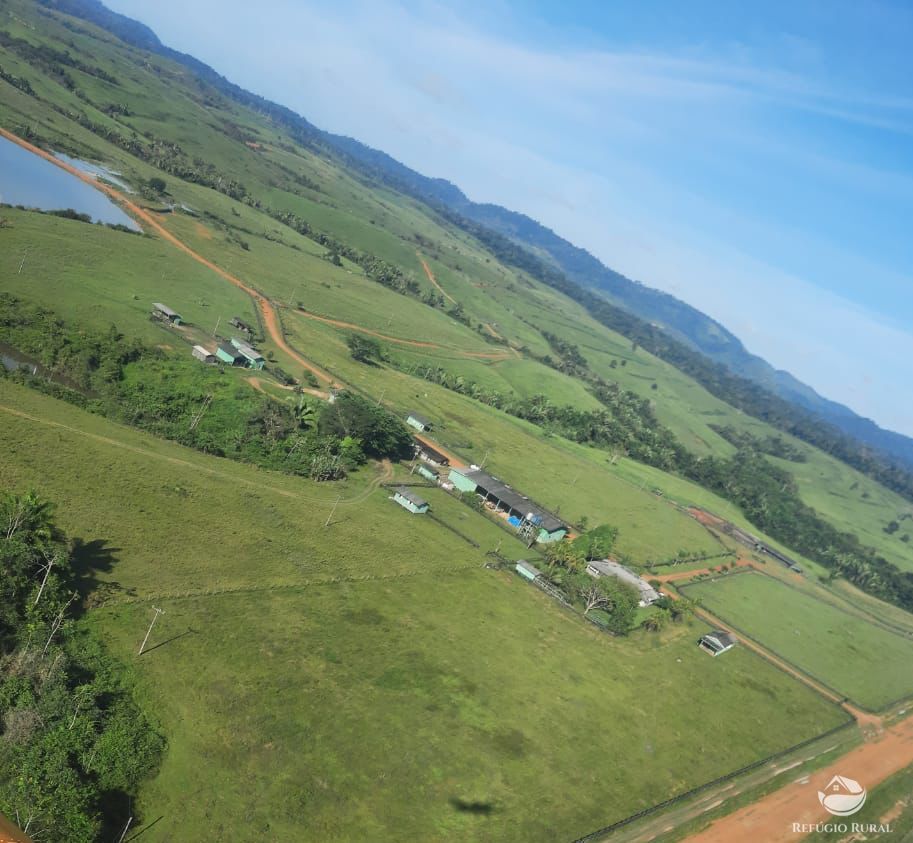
[0,295,412,480]
[0,490,163,841]
[388,354,913,614]
[427,206,913,504]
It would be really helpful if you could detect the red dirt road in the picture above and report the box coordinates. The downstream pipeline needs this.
[0,128,336,388]
[293,308,512,360]
[686,715,913,843]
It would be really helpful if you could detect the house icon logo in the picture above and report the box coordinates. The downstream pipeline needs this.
[818,775,867,816]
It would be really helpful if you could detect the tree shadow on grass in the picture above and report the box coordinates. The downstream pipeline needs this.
[69,537,131,614]
[449,797,498,815]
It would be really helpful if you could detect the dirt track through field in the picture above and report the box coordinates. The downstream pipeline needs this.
[0,128,336,388]
[652,567,913,843]
[293,309,512,360]
[684,714,913,843]
[417,253,457,304]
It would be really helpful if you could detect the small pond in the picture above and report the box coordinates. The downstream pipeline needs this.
[0,135,140,230]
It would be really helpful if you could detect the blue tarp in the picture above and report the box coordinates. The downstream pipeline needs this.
[507,516,522,527]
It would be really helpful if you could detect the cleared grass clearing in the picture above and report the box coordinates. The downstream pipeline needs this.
[0,208,256,344]
[0,380,850,841]
[682,571,913,711]
[284,317,724,564]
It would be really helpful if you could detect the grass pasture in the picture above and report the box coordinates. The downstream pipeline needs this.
[682,571,913,711]
[0,381,850,842]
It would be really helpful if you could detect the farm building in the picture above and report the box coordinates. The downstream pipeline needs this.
[191,345,216,364]
[230,338,266,370]
[229,317,254,334]
[448,466,567,543]
[152,302,182,324]
[414,440,450,467]
[515,560,542,581]
[416,464,439,482]
[698,630,737,657]
[585,559,660,607]
[216,342,245,366]
[406,412,433,432]
[393,487,430,514]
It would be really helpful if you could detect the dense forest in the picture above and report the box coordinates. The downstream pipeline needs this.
[0,490,162,841]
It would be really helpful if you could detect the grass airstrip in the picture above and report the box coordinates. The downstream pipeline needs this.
[0,381,849,842]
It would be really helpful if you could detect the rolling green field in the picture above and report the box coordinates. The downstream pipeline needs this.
[2,0,911,579]
[682,571,913,711]
[3,3,913,839]
[0,381,849,842]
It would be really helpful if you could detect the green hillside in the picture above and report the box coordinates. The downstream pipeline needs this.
[0,1,911,839]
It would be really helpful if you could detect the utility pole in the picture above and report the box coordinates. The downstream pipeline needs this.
[377,389,386,406]
[480,450,490,469]
[324,495,341,528]
[116,816,133,843]
[212,315,221,339]
[17,248,29,275]
[287,285,299,307]
[138,607,164,655]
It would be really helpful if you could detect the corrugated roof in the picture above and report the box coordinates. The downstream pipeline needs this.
[153,302,180,317]
[395,487,428,507]
[516,560,542,578]
[586,559,660,602]
[415,440,450,464]
[192,345,213,356]
[704,630,737,648]
[217,342,243,358]
[407,411,433,427]
[461,468,565,532]
[230,337,264,360]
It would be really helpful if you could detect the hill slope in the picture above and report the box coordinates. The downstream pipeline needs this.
[37,0,913,474]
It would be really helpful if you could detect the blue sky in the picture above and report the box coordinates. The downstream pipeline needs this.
[108,0,913,435]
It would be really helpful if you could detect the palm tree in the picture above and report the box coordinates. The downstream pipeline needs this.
[294,397,317,432]
[1,491,55,546]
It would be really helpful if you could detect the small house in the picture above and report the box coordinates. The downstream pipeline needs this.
[393,487,429,514]
[515,560,542,581]
[152,302,182,325]
[230,337,265,371]
[416,464,439,482]
[414,440,450,467]
[406,412,433,433]
[698,630,737,657]
[216,342,245,366]
[192,345,216,364]
[585,559,660,607]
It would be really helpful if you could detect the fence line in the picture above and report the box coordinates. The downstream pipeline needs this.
[571,718,856,843]
[678,571,913,714]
